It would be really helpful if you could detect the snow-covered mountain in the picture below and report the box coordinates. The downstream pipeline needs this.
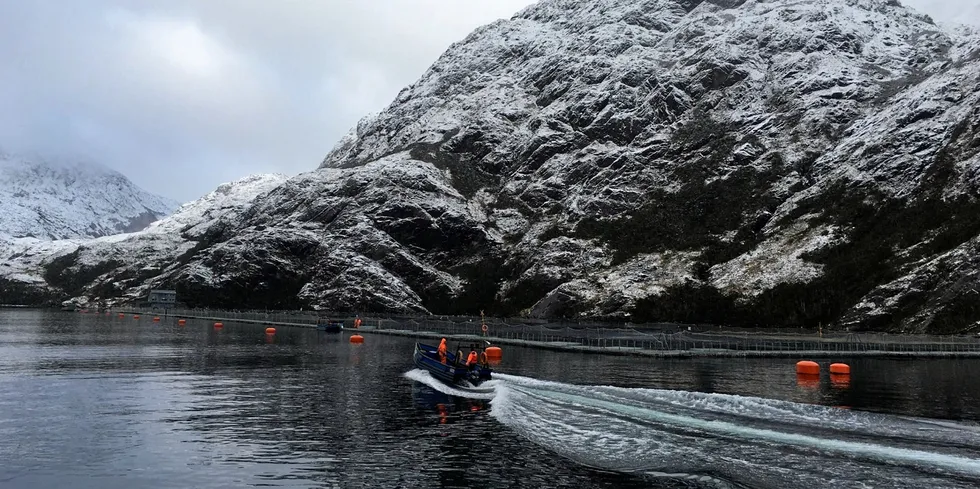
[0,151,179,240]
[4,0,980,334]
[0,173,287,306]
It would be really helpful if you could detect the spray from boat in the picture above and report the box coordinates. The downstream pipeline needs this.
[404,369,497,400]
[405,369,980,489]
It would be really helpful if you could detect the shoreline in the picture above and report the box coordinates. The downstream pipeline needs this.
[115,311,980,359]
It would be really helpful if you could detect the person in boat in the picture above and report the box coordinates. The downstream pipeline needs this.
[437,338,448,364]
[465,344,479,369]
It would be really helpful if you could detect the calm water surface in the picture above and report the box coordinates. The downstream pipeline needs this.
[2,310,980,488]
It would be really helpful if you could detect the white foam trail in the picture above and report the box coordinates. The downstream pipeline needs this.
[485,373,980,489]
[534,387,980,475]
[402,369,496,400]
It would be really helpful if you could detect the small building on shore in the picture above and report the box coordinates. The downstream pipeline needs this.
[147,289,177,309]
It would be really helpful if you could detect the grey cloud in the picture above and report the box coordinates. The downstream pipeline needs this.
[901,0,980,26]
[0,0,536,202]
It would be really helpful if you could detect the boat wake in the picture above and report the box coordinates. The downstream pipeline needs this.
[405,369,980,489]
[403,369,497,400]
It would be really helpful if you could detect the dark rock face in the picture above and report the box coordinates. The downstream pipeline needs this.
[13,0,980,333]
[118,210,164,234]
[0,278,57,306]
[42,249,124,299]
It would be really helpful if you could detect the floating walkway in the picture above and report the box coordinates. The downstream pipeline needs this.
[364,328,980,358]
[119,310,980,359]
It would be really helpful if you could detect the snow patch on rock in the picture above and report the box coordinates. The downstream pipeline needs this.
[711,218,843,297]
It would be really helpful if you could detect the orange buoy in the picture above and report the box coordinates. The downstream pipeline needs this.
[177,319,186,326]
[133,315,140,320]
[153,317,160,322]
[485,346,502,361]
[349,334,364,344]
[265,327,276,334]
[796,360,819,375]
[829,363,851,375]
[118,313,125,318]
[214,322,223,328]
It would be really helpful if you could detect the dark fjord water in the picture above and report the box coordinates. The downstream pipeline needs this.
[2,310,980,489]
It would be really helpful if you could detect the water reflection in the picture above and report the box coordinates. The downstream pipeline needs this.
[830,373,851,389]
[411,382,487,423]
[796,373,820,390]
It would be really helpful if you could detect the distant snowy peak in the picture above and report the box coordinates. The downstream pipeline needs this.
[144,173,288,235]
[0,152,180,240]
[0,171,290,308]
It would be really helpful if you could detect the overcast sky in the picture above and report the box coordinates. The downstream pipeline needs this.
[0,0,976,202]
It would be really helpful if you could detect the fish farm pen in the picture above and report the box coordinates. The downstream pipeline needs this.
[117,307,980,357]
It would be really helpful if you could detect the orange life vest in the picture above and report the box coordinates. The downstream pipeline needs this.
[466,351,478,366]
[437,340,447,363]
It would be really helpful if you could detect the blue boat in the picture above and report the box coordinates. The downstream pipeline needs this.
[413,342,492,387]
[317,321,344,333]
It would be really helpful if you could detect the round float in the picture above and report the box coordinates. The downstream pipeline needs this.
[349,334,364,344]
[265,327,276,334]
[485,346,503,361]
[214,322,224,329]
[829,363,851,375]
[796,360,819,375]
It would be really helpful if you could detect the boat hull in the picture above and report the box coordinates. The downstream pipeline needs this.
[317,322,344,333]
[413,342,492,387]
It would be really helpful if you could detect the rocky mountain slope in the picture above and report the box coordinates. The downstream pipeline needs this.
[0,174,287,306]
[4,0,980,333]
[0,151,179,240]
